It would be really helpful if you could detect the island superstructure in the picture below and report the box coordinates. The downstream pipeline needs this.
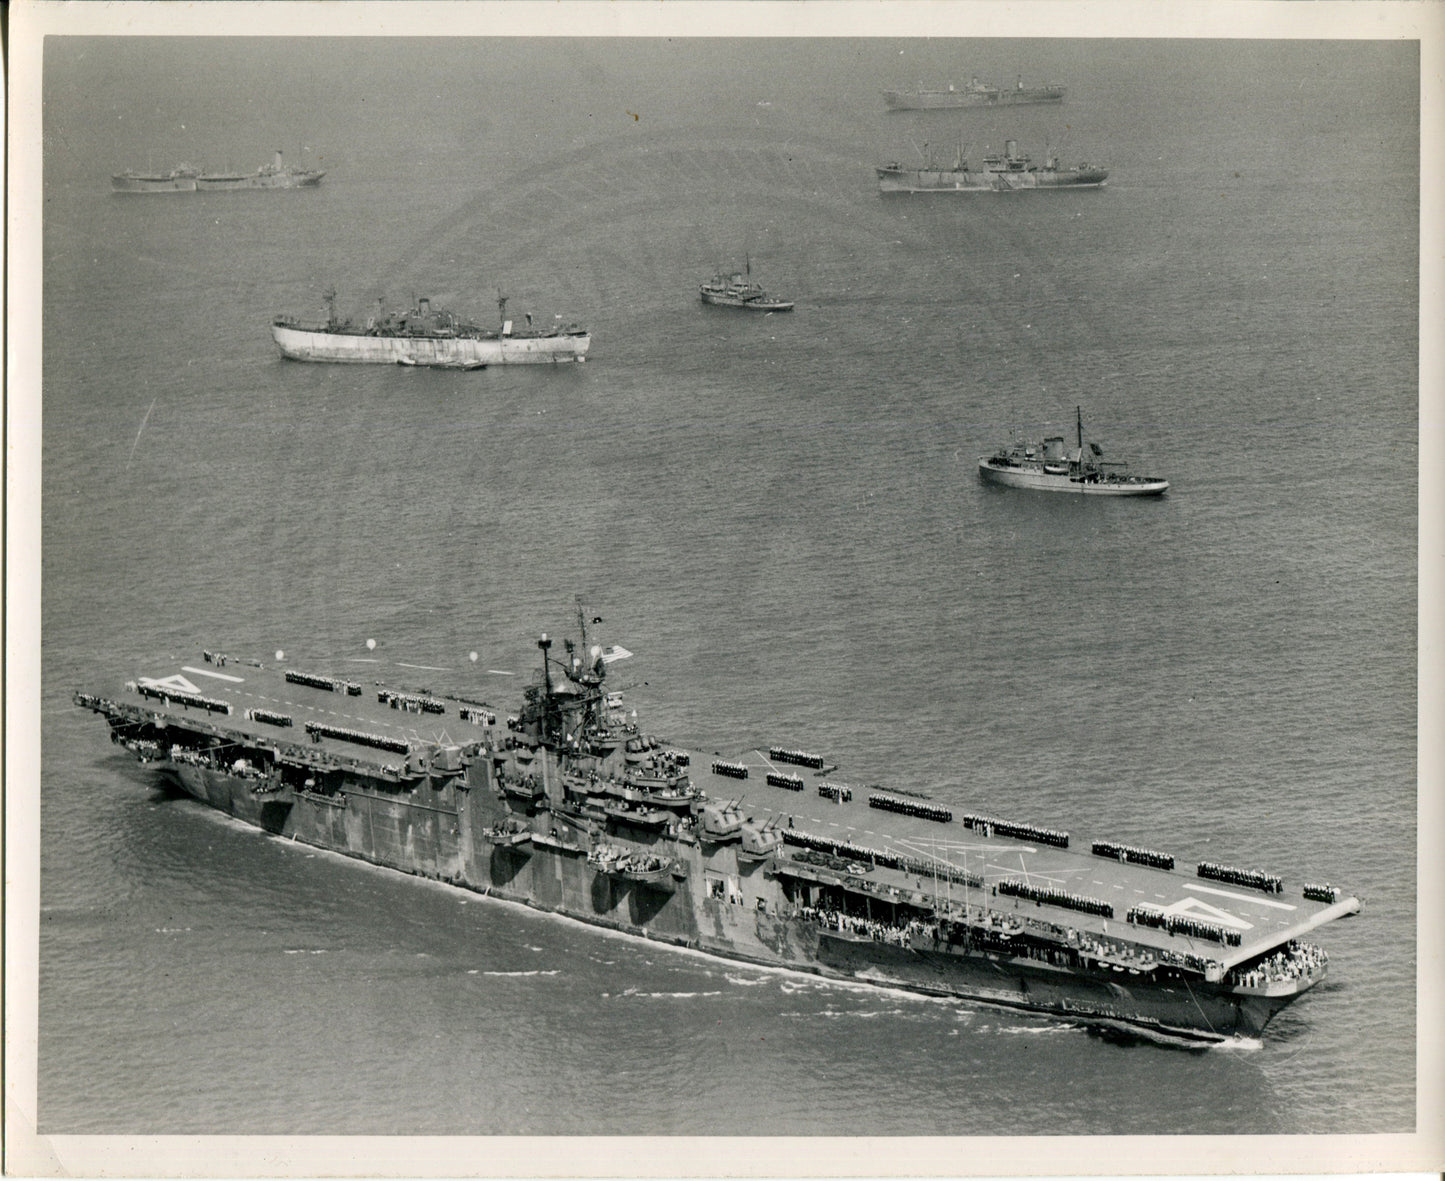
[75,614,1358,1044]
[271,290,591,367]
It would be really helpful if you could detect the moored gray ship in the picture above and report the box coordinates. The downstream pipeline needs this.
[700,259,794,311]
[979,408,1169,496]
[197,150,324,190]
[878,140,1108,193]
[74,611,1359,1045]
[883,75,1065,111]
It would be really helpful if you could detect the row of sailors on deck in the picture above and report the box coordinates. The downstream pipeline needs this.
[1226,940,1328,988]
[798,905,933,947]
[1077,935,1156,968]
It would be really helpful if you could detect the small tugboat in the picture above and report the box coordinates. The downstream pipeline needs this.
[878,140,1107,194]
[699,258,794,312]
[883,75,1065,111]
[978,408,1169,496]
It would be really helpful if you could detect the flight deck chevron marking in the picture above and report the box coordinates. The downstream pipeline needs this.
[138,674,200,694]
[1163,896,1254,931]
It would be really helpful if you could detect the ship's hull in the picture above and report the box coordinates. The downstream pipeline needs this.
[111,173,197,193]
[978,458,1169,496]
[271,323,591,366]
[878,166,1109,194]
[699,291,794,312]
[154,756,1287,1043]
[197,172,325,190]
[883,87,1065,111]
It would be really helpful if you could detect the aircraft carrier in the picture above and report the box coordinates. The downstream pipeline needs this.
[74,615,1361,1045]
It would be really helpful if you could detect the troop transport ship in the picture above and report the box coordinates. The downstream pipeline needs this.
[74,616,1360,1045]
[271,290,590,368]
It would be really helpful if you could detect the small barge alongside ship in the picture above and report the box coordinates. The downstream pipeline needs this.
[75,613,1357,1044]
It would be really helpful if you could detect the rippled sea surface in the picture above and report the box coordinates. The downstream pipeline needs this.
[35,36,1417,1135]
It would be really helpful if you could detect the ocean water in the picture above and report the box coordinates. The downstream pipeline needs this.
[33,36,1417,1136]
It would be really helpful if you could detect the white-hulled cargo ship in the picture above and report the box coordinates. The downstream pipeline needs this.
[271,290,590,368]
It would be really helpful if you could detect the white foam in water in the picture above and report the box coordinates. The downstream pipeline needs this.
[481,969,561,978]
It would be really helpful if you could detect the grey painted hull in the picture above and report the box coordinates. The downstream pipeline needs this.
[159,758,1294,1044]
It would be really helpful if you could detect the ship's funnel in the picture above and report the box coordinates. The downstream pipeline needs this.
[1005,139,1019,159]
[1042,436,1066,461]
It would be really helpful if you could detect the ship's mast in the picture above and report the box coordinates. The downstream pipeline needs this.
[537,632,554,744]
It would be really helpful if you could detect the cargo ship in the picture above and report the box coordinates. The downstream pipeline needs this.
[271,290,591,367]
[73,611,1359,1045]
[979,408,1169,496]
[196,150,324,190]
[878,140,1108,194]
[700,259,794,312]
[110,165,199,193]
[883,75,1066,111]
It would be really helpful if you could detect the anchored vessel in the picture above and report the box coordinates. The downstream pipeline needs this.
[110,166,199,194]
[196,150,324,190]
[878,140,1107,194]
[271,291,591,368]
[700,260,794,312]
[883,75,1065,112]
[75,613,1357,1044]
[979,408,1169,496]
[112,152,323,193]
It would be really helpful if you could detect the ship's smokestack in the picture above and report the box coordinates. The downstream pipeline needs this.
[1006,139,1019,160]
[273,150,284,171]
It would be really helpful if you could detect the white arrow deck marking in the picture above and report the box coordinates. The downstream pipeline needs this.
[1188,883,1297,911]
[182,665,244,683]
[1163,896,1254,930]
[139,674,200,693]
